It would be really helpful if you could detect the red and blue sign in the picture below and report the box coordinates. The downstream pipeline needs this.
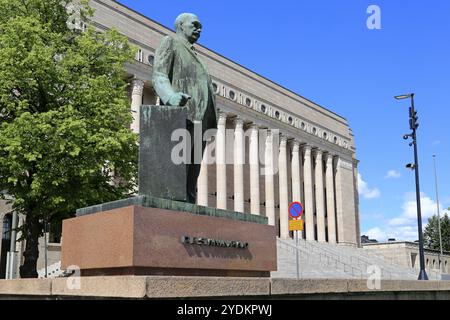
[289,202,304,219]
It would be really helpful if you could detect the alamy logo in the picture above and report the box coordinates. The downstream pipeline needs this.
[66,265,81,290]
[367,5,382,30]
[367,265,382,290]
[170,125,281,176]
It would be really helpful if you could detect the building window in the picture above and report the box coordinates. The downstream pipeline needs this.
[275,111,280,119]
[245,98,252,107]
[301,122,306,130]
[136,49,144,63]
[260,104,266,113]
[2,215,12,240]
[212,82,219,94]
[312,127,317,135]
[288,116,293,124]
[147,54,154,65]
[334,136,338,143]
[228,90,236,100]
[323,132,328,139]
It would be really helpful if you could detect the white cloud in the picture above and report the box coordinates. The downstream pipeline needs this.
[365,227,387,241]
[432,140,441,147]
[389,194,439,226]
[364,193,450,242]
[357,174,380,199]
[385,170,401,179]
[360,212,384,221]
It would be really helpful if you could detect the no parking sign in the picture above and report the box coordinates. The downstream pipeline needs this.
[289,202,304,231]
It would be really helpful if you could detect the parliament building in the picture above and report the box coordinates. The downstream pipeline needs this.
[0,0,361,279]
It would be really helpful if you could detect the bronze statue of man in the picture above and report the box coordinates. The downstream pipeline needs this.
[152,13,217,204]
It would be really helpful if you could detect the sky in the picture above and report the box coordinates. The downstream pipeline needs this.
[117,0,450,242]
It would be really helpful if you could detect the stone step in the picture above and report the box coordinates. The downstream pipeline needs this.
[273,238,422,280]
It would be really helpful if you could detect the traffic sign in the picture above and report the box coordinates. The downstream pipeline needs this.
[289,219,304,231]
[289,202,303,219]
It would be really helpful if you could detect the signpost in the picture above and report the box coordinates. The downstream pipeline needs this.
[289,202,304,279]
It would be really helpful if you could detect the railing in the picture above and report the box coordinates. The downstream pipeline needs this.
[299,239,387,278]
[277,238,364,279]
[276,238,404,280]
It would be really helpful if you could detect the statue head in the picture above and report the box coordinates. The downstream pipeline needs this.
[175,13,202,44]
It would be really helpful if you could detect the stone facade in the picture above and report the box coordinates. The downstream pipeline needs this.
[363,242,450,275]
[89,0,360,245]
[0,0,362,278]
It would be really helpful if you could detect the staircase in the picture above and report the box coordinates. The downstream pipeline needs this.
[272,238,440,280]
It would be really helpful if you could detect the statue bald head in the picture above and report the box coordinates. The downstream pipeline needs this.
[175,13,202,44]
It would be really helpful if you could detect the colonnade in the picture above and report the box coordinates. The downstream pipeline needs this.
[130,80,348,243]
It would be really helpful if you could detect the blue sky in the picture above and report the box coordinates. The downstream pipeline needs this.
[117,0,450,241]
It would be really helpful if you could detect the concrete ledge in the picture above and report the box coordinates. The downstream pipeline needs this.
[146,277,271,298]
[52,276,147,299]
[0,279,51,296]
[271,279,348,295]
[1,277,450,299]
[347,280,440,293]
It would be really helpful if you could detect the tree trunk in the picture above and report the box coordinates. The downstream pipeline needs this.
[19,215,41,278]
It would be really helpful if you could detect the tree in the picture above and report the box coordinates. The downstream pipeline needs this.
[0,0,138,278]
[424,213,450,252]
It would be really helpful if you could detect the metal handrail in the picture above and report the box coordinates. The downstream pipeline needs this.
[277,238,399,279]
[277,239,364,278]
[302,240,395,279]
[297,239,376,274]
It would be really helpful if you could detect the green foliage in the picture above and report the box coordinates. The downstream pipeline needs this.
[424,213,450,252]
[0,0,137,239]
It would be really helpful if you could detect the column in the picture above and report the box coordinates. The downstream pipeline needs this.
[335,156,358,245]
[197,142,210,207]
[234,118,245,213]
[303,145,315,241]
[216,112,227,210]
[131,79,144,134]
[249,124,260,215]
[315,150,326,243]
[291,141,302,203]
[279,135,289,239]
[325,153,337,244]
[265,131,276,226]
[291,141,302,239]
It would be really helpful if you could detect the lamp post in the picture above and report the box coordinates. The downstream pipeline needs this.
[432,155,444,271]
[395,93,428,281]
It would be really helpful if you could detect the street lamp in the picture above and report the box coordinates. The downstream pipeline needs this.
[433,155,444,272]
[395,93,429,281]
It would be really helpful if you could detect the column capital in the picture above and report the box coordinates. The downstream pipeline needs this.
[131,78,144,96]
[314,149,324,157]
[233,116,245,128]
[279,134,288,143]
[218,112,228,125]
[291,140,301,153]
[325,152,335,163]
[303,144,313,153]
[266,128,280,137]
[291,139,301,147]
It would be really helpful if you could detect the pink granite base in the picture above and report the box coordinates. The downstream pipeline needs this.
[61,206,277,277]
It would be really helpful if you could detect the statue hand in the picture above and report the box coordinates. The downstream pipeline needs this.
[168,92,191,107]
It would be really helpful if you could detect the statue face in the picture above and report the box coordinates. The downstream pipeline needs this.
[181,16,202,44]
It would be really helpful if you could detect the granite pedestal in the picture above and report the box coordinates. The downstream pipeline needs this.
[61,196,277,277]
